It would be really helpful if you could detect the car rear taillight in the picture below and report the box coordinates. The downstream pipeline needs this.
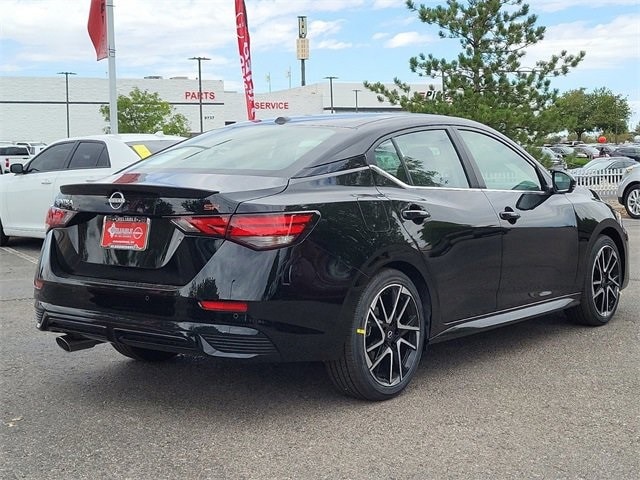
[45,206,76,232]
[172,212,319,250]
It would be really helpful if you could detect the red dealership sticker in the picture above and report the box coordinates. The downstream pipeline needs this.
[101,216,150,251]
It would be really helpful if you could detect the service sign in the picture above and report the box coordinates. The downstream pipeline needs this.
[101,216,150,251]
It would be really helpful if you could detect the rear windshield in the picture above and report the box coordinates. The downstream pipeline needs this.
[134,125,337,173]
[126,140,184,159]
[0,146,30,155]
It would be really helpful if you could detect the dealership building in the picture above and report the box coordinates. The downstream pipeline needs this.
[0,76,440,143]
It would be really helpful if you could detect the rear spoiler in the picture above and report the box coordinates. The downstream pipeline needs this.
[59,183,217,199]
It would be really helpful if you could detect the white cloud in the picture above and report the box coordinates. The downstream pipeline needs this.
[372,32,390,40]
[309,20,346,38]
[373,0,405,8]
[316,40,353,50]
[526,15,640,70]
[533,0,640,13]
[384,31,432,48]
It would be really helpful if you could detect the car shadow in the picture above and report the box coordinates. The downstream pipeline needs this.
[45,310,591,416]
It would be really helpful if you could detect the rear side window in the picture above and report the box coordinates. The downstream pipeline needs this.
[374,140,407,182]
[393,130,469,188]
[459,130,542,191]
[67,142,108,169]
[136,125,337,172]
[27,142,75,173]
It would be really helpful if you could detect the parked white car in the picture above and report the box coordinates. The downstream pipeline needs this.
[617,164,640,219]
[0,133,185,244]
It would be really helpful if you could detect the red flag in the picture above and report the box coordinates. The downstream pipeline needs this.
[88,0,107,61]
[235,0,256,120]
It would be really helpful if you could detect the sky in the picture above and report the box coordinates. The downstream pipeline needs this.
[1,0,639,127]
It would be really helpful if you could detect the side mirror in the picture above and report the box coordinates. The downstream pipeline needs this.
[9,163,24,174]
[551,170,576,194]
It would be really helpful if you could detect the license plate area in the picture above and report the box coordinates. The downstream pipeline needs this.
[101,216,150,251]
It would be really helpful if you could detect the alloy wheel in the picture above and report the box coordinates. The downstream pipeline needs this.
[626,188,640,217]
[591,244,621,317]
[363,283,421,387]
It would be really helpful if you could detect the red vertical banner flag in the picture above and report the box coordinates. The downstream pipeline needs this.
[87,0,108,61]
[235,0,256,120]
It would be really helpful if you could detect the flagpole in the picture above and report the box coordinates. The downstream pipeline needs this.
[106,0,118,134]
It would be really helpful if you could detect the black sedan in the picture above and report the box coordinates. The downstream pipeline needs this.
[35,114,629,401]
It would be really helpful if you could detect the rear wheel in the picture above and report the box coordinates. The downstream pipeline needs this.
[623,184,640,219]
[567,236,621,326]
[112,343,178,362]
[326,269,425,401]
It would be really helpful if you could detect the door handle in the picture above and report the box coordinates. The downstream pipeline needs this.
[401,207,431,223]
[41,180,52,185]
[499,209,521,223]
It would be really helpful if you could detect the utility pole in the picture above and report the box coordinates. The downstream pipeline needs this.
[57,71,76,137]
[189,56,210,133]
[353,89,361,112]
[324,76,338,113]
[296,16,309,86]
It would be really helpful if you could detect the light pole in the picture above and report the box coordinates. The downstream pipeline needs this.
[57,71,76,137]
[353,89,361,112]
[324,76,338,113]
[188,56,210,133]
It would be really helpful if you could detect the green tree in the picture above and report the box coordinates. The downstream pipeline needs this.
[554,88,631,141]
[364,0,585,145]
[99,87,190,136]
[589,87,630,141]
[552,89,594,141]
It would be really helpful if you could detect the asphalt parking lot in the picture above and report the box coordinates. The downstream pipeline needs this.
[1,219,639,479]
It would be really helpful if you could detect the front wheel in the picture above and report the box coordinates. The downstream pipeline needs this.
[623,184,640,219]
[567,235,622,326]
[326,269,426,401]
[112,343,178,362]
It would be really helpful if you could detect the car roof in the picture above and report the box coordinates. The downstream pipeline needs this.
[48,133,186,145]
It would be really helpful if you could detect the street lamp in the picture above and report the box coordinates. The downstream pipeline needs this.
[188,56,211,133]
[324,76,338,113]
[57,71,76,137]
[353,89,361,112]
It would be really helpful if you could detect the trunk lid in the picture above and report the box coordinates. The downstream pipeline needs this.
[52,172,289,284]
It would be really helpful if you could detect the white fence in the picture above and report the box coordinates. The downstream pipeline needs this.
[570,168,626,198]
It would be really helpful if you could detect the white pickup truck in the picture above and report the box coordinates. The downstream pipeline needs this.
[0,145,32,174]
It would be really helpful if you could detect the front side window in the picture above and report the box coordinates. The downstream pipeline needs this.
[67,142,108,169]
[394,130,469,188]
[459,130,542,191]
[27,142,75,173]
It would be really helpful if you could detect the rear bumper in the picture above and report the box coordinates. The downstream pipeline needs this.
[36,301,283,360]
[35,297,351,362]
[34,278,356,362]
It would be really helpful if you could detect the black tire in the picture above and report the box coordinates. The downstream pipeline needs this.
[566,235,622,326]
[112,343,178,362]
[326,269,426,401]
[0,218,8,246]
[623,184,640,219]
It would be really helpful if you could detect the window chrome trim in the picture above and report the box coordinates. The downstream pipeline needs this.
[370,165,476,192]
[289,166,371,184]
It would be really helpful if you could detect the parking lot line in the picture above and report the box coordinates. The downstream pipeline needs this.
[0,246,39,264]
